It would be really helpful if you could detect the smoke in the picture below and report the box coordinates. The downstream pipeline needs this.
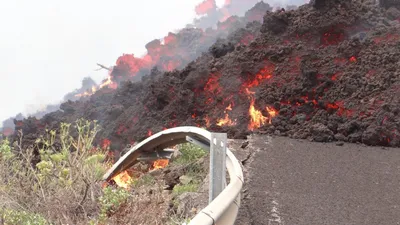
[0,76,99,135]
[1,0,311,136]
[193,0,310,29]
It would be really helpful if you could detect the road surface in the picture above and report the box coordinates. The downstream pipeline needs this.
[228,135,400,225]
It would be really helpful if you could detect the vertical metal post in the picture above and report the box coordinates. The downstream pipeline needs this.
[209,133,227,203]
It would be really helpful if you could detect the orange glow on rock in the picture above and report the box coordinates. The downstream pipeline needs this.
[349,56,357,62]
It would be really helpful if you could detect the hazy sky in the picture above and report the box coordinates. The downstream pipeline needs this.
[0,0,305,123]
[0,0,213,122]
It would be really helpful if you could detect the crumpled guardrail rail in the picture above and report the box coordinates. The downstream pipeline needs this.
[102,126,244,225]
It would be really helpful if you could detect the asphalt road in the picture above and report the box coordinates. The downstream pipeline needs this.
[228,135,400,225]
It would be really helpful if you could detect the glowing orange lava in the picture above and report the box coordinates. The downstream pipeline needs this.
[349,56,357,63]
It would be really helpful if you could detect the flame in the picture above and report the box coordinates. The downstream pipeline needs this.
[152,159,169,170]
[75,75,117,98]
[112,171,133,189]
[99,75,118,89]
[217,114,236,126]
[266,106,278,124]
[216,103,236,127]
[248,97,268,131]
[243,64,278,130]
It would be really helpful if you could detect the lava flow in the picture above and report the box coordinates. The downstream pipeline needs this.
[244,64,278,130]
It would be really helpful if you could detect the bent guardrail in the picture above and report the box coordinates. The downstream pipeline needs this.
[102,126,244,225]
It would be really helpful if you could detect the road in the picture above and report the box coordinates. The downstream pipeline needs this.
[228,135,400,225]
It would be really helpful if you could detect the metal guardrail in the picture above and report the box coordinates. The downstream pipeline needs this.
[102,126,244,225]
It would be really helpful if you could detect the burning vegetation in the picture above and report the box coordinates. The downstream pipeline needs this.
[109,159,170,189]
[4,0,400,154]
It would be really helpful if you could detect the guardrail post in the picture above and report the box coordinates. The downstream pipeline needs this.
[209,133,227,203]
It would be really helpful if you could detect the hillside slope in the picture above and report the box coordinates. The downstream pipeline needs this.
[13,0,400,152]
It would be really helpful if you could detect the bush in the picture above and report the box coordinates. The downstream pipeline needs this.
[172,143,207,165]
[0,119,110,224]
[0,209,48,225]
[0,122,210,224]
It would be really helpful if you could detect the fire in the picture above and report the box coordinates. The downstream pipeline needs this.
[217,103,236,127]
[75,86,97,97]
[112,171,133,189]
[99,75,118,89]
[152,159,169,170]
[242,64,278,130]
[248,97,268,131]
[75,75,117,98]
[266,106,278,123]
[217,114,236,126]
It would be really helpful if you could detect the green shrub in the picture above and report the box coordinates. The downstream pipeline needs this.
[172,143,207,165]
[98,186,131,222]
[0,119,110,224]
[0,208,48,225]
[172,183,199,196]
